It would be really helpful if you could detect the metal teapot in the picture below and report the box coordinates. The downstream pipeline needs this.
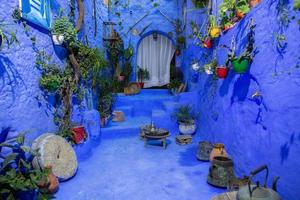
[237,165,281,200]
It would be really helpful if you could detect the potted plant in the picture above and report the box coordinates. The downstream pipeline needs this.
[216,66,229,79]
[204,59,217,75]
[137,67,150,88]
[236,0,250,19]
[208,15,221,38]
[168,79,182,95]
[0,133,56,199]
[172,104,199,135]
[226,19,255,73]
[51,16,77,45]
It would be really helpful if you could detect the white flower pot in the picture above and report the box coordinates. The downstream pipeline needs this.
[191,62,200,71]
[52,34,64,45]
[179,121,197,135]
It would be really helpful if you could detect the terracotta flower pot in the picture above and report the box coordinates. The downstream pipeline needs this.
[236,10,245,19]
[38,166,59,194]
[216,66,229,79]
[209,143,229,161]
[231,58,250,73]
[203,38,213,48]
[248,0,261,8]
[71,126,87,144]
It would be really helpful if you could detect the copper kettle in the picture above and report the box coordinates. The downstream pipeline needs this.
[237,165,281,200]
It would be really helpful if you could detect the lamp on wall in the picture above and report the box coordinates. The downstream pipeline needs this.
[153,32,158,41]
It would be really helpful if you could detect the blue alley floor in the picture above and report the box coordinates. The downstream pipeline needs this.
[56,90,225,199]
[56,131,225,200]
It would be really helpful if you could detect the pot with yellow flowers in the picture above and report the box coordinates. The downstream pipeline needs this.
[208,15,221,38]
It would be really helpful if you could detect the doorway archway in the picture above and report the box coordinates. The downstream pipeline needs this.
[137,32,175,88]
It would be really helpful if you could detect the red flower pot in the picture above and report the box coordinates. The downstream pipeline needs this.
[203,38,213,49]
[138,82,144,88]
[216,66,229,79]
[71,126,87,144]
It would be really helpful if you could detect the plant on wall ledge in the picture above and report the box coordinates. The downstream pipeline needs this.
[219,0,250,31]
[224,19,256,74]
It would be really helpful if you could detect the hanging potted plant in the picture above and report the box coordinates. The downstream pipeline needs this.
[216,65,229,79]
[51,16,77,45]
[208,15,221,38]
[137,67,150,88]
[203,58,217,75]
[172,104,199,135]
[190,21,213,49]
[226,19,255,74]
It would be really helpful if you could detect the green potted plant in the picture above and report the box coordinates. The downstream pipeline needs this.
[172,104,199,135]
[137,67,150,88]
[168,79,182,95]
[0,133,56,199]
[226,19,255,73]
[51,16,77,45]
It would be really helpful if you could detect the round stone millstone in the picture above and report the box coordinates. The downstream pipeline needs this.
[32,134,78,181]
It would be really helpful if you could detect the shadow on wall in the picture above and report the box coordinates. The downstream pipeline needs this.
[0,55,25,104]
[280,132,300,164]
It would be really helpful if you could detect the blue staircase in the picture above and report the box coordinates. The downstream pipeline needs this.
[101,89,197,135]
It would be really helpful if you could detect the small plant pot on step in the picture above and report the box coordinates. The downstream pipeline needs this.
[216,66,229,79]
[231,58,250,73]
[179,120,197,135]
[71,126,87,144]
[52,34,64,45]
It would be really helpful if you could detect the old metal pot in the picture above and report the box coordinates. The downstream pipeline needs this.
[209,143,228,161]
[196,141,213,161]
[237,165,281,200]
[207,156,236,188]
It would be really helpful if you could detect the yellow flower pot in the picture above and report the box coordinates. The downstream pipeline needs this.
[210,27,221,38]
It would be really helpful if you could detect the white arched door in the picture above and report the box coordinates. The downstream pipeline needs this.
[137,33,175,88]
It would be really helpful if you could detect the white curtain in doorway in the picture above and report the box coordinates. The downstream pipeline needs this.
[137,34,175,88]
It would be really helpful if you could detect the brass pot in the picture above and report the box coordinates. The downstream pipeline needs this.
[209,143,228,161]
[207,156,236,188]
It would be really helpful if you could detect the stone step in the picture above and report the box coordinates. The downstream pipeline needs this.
[112,106,134,118]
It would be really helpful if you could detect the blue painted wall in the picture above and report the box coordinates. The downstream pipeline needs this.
[0,0,107,143]
[109,0,183,81]
[185,0,300,199]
